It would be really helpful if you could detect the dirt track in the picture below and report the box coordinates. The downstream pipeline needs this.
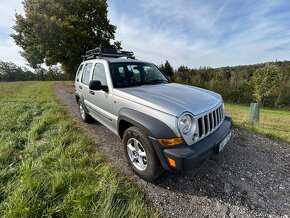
[54,82,290,218]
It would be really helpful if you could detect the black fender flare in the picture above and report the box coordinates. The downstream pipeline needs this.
[117,108,177,139]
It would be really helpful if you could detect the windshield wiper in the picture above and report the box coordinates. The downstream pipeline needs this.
[118,80,168,88]
[120,81,147,88]
[145,79,169,84]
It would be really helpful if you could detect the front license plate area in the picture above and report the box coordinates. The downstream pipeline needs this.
[218,131,231,152]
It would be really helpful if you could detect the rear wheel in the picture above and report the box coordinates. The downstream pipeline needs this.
[123,126,163,181]
[78,100,92,123]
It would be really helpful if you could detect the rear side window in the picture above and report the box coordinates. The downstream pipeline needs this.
[81,63,93,85]
[92,63,107,85]
[75,64,83,82]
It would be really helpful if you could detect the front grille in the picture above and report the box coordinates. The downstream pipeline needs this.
[197,105,224,139]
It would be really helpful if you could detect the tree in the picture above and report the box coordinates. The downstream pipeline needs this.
[12,0,121,78]
[274,62,290,107]
[252,64,281,104]
[159,60,174,77]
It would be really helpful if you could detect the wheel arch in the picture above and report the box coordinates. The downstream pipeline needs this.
[117,108,177,139]
[75,94,80,103]
[75,94,90,113]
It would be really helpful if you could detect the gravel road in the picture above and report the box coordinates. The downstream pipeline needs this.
[54,82,290,218]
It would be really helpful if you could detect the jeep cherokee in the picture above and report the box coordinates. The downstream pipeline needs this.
[75,48,232,181]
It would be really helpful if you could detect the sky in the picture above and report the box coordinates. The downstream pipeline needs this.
[1,0,290,69]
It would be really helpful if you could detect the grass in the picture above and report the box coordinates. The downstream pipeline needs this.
[0,82,159,217]
[225,103,290,143]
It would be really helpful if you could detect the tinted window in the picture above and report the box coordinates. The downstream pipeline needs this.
[92,63,107,85]
[110,62,168,88]
[81,63,93,85]
[75,64,83,82]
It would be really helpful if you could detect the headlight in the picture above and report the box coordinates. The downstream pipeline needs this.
[178,113,193,134]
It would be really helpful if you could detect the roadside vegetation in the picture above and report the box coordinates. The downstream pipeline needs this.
[174,61,290,110]
[0,82,158,217]
[225,103,290,143]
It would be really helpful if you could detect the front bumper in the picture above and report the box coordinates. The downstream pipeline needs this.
[151,116,232,171]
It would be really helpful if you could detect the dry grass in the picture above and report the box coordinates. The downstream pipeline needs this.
[225,103,290,143]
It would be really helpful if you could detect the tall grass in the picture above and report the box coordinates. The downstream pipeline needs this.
[0,82,158,217]
[225,103,290,143]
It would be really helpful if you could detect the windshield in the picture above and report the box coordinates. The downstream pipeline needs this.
[110,62,169,88]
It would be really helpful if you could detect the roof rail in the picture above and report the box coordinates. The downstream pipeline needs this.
[82,47,135,60]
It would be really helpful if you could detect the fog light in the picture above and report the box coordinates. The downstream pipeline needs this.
[168,158,176,167]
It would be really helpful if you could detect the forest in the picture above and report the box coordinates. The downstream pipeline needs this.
[161,60,290,109]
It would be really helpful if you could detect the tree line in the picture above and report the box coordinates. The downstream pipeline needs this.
[0,61,70,81]
[163,60,290,109]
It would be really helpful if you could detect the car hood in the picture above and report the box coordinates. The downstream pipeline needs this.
[114,83,222,117]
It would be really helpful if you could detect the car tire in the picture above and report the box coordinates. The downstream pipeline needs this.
[78,100,92,123]
[123,126,164,181]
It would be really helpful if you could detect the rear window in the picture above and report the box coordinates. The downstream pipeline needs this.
[75,64,83,82]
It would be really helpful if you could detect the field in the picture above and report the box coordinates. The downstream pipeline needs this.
[0,82,158,217]
[225,103,290,143]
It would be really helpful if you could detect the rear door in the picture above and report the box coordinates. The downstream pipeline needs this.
[79,62,93,112]
[75,64,84,93]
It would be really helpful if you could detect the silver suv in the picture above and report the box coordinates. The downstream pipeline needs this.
[75,48,232,181]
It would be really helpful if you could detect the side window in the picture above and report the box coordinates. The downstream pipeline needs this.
[92,63,107,85]
[75,64,83,82]
[81,63,93,85]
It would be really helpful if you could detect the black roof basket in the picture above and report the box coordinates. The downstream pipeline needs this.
[82,47,135,60]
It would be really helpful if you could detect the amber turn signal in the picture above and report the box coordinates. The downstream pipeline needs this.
[168,158,176,167]
[158,137,184,146]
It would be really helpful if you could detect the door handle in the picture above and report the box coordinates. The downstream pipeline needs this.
[79,86,82,89]
[89,90,95,95]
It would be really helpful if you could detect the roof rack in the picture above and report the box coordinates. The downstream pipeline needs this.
[82,47,135,60]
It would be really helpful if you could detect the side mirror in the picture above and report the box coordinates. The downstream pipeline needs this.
[89,80,108,92]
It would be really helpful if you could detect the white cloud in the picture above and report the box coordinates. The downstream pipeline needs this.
[0,0,26,67]
[0,0,23,30]
[108,0,290,68]
[0,37,26,66]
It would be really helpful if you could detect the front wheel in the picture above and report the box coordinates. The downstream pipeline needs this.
[123,126,163,181]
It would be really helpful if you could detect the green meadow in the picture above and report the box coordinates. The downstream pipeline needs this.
[225,103,290,143]
[0,82,158,217]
